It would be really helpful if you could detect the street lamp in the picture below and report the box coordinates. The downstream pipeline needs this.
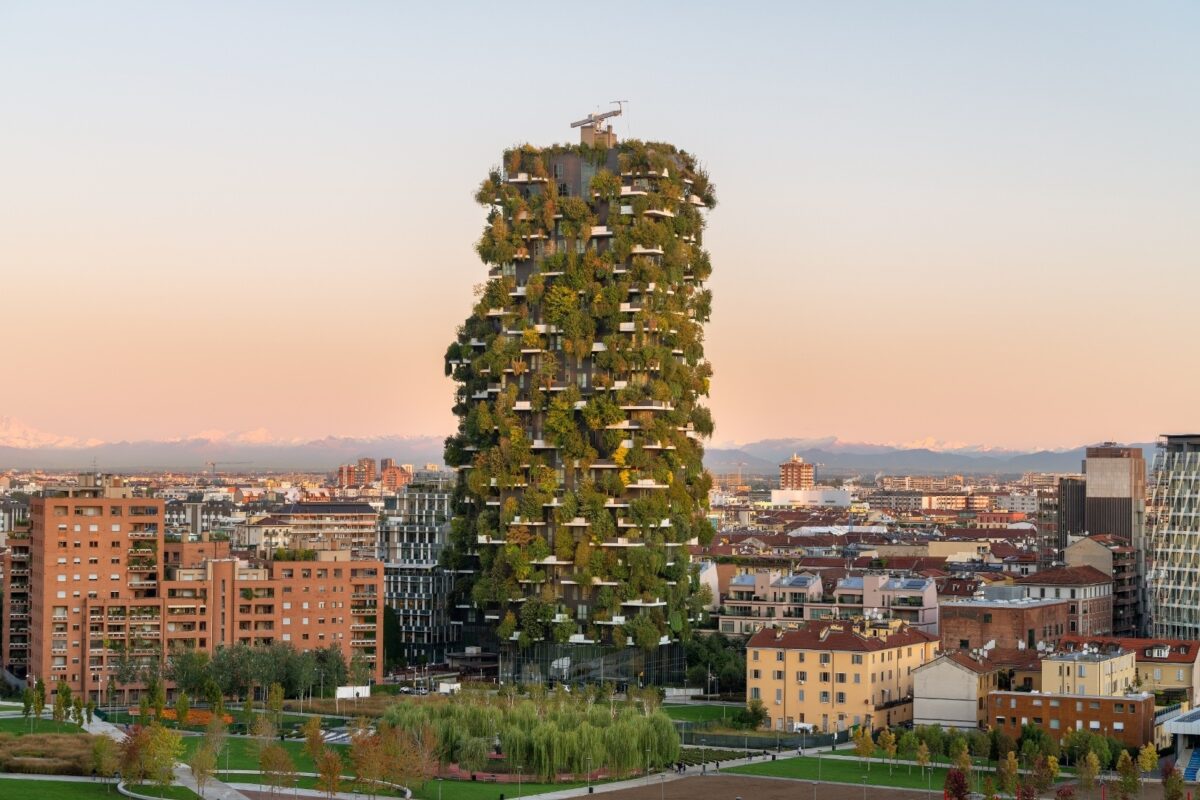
[862,775,868,800]
[437,777,442,800]
[517,765,523,799]
[646,747,652,784]
[586,755,592,793]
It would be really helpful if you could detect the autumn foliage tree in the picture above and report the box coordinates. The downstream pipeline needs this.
[945,768,970,800]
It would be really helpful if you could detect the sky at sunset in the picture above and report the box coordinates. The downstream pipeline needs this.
[1,2,1197,451]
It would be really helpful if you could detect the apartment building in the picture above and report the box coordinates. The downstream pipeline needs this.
[1059,635,1200,703]
[1147,435,1200,639]
[1,477,383,703]
[780,456,815,491]
[940,596,1070,652]
[913,651,1001,730]
[1016,565,1113,636]
[988,691,1154,750]
[273,501,378,558]
[745,619,938,734]
[1040,649,1137,696]
[378,469,458,665]
[1065,535,1138,636]
[719,570,938,637]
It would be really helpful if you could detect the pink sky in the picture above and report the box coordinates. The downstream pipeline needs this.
[1,4,1196,451]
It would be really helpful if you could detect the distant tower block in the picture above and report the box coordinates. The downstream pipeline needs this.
[780,454,815,490]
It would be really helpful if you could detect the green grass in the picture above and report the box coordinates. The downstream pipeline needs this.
[0,779,123,800]
[219,772,585,800]
[663,704,732,723]
[182,735,338,773]
[127,785,202,800]
[412,779,586,800]
[0,717,84,735]
[727,755,951,789]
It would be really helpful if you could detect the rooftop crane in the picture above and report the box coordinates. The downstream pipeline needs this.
[570,105,623,147]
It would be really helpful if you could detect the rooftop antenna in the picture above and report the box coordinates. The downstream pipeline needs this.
[610,99,630,137]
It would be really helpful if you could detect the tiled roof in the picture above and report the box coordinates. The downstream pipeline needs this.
[1015,565,1110,586]
[1058,635,1200,664]
[747,621,938,652]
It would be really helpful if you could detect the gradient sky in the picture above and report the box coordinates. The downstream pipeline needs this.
[1,2,1197,451]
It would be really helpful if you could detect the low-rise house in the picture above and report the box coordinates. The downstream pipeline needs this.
[913,651,1000,730]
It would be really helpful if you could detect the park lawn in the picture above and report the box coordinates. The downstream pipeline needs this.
[727,755,951,789]
[219,772,585,800]
[413,779,587,800]
[182,734,340,772]
[663,704,731,723]
[0,779,125,800]
[128,785,202,800]
[0,717,84,734]
[219,773,405,797]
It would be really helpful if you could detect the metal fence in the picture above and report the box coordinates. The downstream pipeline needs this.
[677,725,850,751]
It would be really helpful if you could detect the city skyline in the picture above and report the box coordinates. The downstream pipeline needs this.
[3,3,1198,450]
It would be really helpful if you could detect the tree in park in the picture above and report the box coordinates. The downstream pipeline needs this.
[174,691,190,727]
[916,740,931,774]
[1137,743,1158,778]
[1078,750,1100,797]
[54,679,72,723]
[86,699,96,726]
[260,742,297,797]
[21,688,33,727]
[144,722,185,798]
[92,735,120,792]
[316,747,344,799]
[73,696,85,726]
[203,715,228,762]
[877,727,897,774]
[1163,763,1185,800]
[945,768,970,800]
[969,729,992,764]
[189,744,217,798]
[1115,750,1140,800]
[998,751,1020,797]
[1016,784,1039,800]
[267,682,285,727]
[249,714,278,762]
[34,678,47,723]
[898,730,919,773]
[854,724,875,770]
[303,715,326,764]
[138,695,152,727]
[350,730,386,800]
[952,740,973,782]
[1033,754,1060,793]
[981,776,998,800]
[121,724,151,786]
[1057,786,1077,800]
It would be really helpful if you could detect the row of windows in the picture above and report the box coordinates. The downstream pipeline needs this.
[753,649,913,663]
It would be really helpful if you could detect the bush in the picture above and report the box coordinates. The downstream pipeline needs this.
[0,732,99,775]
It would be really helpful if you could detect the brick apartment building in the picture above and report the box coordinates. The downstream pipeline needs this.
[988,690,1154,749]
[1,477,382,704]
[940,596,1070,652]
[1065,535,1138,637]
[780,456,815,491]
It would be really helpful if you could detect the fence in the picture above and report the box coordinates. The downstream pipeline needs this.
[677,725,850,751]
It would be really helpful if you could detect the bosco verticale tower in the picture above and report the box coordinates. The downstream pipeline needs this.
[442,111,717,681]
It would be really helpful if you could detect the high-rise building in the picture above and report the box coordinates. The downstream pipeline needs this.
[1147,434,1200,638]
[1083,444,1145,543]
[355,458,377,487]
[378,469,457,666]
[1056,475,1086,551]
[442,116,717,680]
[780,455,815,490]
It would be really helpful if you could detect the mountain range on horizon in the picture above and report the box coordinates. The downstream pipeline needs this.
[0,418,1155,475]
